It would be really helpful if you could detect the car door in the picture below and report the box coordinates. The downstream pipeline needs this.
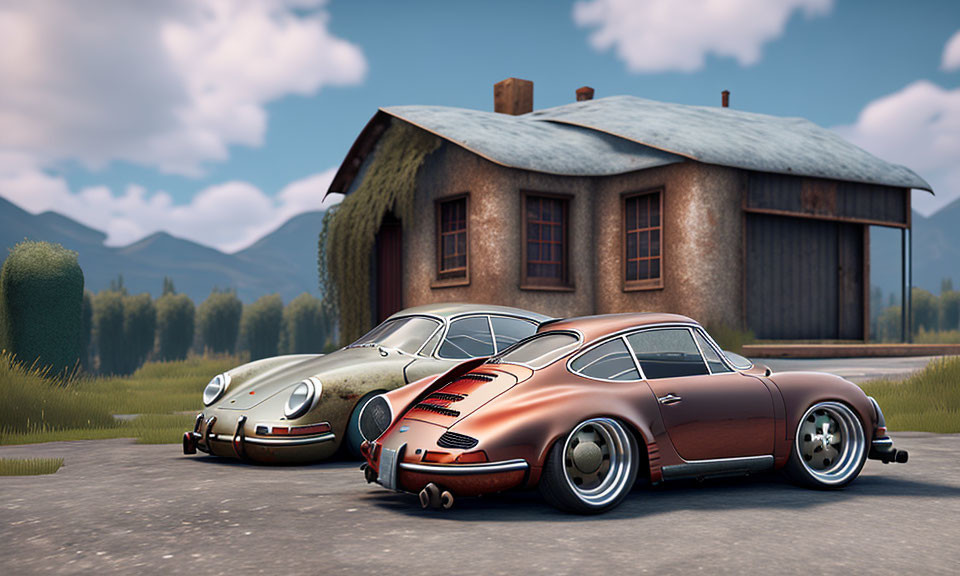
[626,327,775,461]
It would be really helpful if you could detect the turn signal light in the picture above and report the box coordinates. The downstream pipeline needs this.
[876,426,887,437]
[455,450,488,464]
[422,450,452,463]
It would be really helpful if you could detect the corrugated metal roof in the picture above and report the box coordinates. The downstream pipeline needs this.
[380,105,683,176]
[528,96,932,191]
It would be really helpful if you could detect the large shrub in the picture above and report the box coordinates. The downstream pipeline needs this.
[80,291,93,371]
[0,241,84,376]
[282,293,332,354]
[911,288,939,334]
[197,289,242,354]
[941,290,960,332]
[241,294,284,361]
[156,293,195,361]
[93,291,125,374]
[123,293,156,371]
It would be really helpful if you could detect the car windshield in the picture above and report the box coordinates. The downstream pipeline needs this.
[488,331,581,369]
[348,316,441,355]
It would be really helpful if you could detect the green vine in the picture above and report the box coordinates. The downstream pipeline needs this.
[319,121,441,345]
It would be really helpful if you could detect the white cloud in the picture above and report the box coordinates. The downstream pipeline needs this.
[0,169,342,253]
[572,0,833,73]
[0,0,366,176]
[835,81,960,216]
[943,30,960,71]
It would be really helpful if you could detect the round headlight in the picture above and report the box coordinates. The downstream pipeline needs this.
[285,377,321,419]
[202,373,230,406]
[359,394,393,442]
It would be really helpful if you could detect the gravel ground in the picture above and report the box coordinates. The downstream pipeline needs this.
[1,432,958,575]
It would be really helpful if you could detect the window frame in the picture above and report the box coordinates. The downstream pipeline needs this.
[622,188,664,291]
[520,191,573,291]
[433,193,470,288]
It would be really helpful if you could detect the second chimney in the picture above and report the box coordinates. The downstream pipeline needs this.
[494,78,533,115]
[721,90,730,108]
[576,86,595,102]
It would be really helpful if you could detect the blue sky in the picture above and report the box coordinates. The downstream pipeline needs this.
[1,0,958,251]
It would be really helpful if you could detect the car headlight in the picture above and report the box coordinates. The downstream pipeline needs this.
[285,377,322,419]
[202,373,230,406]
[359,394,393,442]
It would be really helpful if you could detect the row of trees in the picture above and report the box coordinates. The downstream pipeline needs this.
[873,279,960,342]
[85,278,334,374]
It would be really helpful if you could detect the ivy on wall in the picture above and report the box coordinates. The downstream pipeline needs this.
[319,121,441,345]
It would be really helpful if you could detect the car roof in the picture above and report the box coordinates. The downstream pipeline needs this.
[539,312,698,343]
[388,302,552,323]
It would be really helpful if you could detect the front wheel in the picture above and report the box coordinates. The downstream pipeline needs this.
[785,401,867,489]
[539,418,639,514]
[344,391,385,459]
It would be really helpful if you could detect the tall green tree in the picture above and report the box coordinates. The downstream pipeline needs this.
[911,288,939,335]
[941,290,960,332]
[123,293,156,371]
[80,291,93,371]
[156,293,195,361]
[0,241,84,377]
[282,293,332,354]
[93,290,125,374]
[241,294,284,361]
[197,289,242,354]
[162,276,176,296]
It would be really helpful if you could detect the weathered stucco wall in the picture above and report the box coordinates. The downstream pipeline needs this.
[395,139,743,328]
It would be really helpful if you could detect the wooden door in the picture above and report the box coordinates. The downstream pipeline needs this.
[375,215,403,323]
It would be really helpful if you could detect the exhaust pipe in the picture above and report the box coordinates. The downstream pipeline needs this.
[361,463,378,484]
[419,483,441,509]
[440,490,455,510]
[182,432,197,455]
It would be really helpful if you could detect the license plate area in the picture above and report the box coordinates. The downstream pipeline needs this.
[378,444,405,491]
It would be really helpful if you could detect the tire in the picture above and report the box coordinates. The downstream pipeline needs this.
[539,417,639,514]
[344,391,384,459]
[784,401,867,489]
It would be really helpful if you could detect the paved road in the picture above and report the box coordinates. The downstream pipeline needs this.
[2,434,958,575]
[759,355,943,382]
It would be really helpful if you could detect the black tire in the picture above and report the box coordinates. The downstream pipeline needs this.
[344,391,384,459]
[784,401,868,490]
[539,418,639,514]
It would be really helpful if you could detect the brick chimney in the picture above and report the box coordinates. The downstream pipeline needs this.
[721,90,730,108]
[576,86,595,102]
[494,78,533,115]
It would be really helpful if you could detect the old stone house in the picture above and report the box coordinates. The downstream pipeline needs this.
[324,78,931,342]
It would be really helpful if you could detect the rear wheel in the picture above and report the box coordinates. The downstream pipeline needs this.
[539,418,639,514]
[785,401,867,489]
[345,391,385,459]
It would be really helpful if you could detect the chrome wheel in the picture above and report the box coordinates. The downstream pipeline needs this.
[562,418,634,507]
[796,402,865,486]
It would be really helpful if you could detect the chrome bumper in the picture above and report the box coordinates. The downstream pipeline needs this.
[868,437,908,464]
[398,459,529,475]
[182,414,335,458]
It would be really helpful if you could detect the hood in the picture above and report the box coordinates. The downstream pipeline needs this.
[213,346,413,410]
[402,363,534,428]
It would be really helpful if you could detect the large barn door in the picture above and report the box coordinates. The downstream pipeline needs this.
[746,214,863,340]
[374,214,403,323]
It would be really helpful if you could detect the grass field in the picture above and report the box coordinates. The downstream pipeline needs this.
[0,352,241,446]
[860,356,960,433]
[0,457,64,476]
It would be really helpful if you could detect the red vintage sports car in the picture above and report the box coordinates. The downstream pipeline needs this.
[359,313,908,514]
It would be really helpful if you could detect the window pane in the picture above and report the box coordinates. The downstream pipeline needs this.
[492,332,580,369]
[626,328,709,379]
[571,338,640,381]
[491,317,538,352]
[438,317,495,359]
[694,330,733,374]
[626,198,637,230]
[651,196,660,226]
[639,230,649,258]
[627,232,638,260]
[638,196,649,229]
[650,258,660,279]
[457,232,466,254]
[528,222,540,241]
[638,259,649,280]
[626,260,638,281]
[525,195,568,282]
[651,229,660,257]
[351,316,442,355]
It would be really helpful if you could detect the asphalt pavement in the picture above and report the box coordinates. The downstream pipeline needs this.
[1,433,958,575]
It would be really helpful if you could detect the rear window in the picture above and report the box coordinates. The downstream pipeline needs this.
[626,328,709,379]
[490,332,580,369]
[438,317,495,359]
[570,338,640,381]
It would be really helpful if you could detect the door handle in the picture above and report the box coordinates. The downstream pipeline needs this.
[658,393,682,405]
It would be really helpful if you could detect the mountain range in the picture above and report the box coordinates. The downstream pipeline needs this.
[0,196,324,304]
[1,194,958,305]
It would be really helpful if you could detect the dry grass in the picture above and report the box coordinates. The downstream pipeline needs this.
[0,457,63,476]
[860,356,960,433]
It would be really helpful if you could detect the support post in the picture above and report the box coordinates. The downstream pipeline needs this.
[901,228,907,343]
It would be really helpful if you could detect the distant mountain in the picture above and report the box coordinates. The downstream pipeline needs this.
[871,197,960,298]
[0,196,324,304]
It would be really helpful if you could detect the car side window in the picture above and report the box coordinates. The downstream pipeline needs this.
[570,338,640,381]
[490,316,538,353]
[625,328,709,379]
[438,316,495,359]
[694,330,733,374]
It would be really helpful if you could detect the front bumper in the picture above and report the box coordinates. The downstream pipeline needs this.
[183,413,336,463]
[868,436,909,464]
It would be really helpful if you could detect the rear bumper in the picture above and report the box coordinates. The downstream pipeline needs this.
[868,437,909,464]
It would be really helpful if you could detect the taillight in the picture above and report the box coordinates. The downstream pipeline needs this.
[455,450,488,464]
[876,426,888,438]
